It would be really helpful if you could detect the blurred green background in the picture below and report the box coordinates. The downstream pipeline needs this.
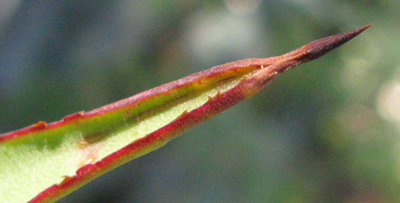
[1,0,399,202]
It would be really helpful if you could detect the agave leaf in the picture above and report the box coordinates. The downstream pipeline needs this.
[0,25,370,203]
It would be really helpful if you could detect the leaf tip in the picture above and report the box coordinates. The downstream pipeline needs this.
[301,24,372,61]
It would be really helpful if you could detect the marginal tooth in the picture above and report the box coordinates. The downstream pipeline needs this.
[31,121,48,130]
[63,111,85,122]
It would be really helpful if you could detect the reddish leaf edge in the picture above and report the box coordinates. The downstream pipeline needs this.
[3,25,370,203]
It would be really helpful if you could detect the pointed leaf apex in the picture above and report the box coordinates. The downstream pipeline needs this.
[300,24,372,61]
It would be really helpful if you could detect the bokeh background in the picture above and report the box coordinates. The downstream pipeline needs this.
[1,0,399,202]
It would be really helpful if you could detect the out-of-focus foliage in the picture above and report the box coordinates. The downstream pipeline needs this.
[0,0,398,202]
